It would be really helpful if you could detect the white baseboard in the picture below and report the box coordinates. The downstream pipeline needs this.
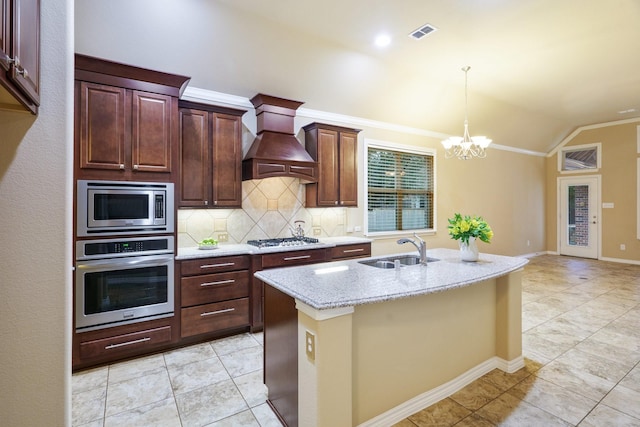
[599,256,640,266]
[357,356,524,427]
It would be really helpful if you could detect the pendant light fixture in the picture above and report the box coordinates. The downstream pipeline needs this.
[441,66,491,159]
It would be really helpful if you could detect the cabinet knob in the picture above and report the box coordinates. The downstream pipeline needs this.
[119,164,125,170]
[334,201,338,205]
[8,55,19,67]
[133,164,139,170]
[204,200,208,205]
[15,66,28,78]
[214,200,218,205]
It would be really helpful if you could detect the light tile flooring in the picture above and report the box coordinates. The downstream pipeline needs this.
[72,332,280,426]
[73,255,640,426]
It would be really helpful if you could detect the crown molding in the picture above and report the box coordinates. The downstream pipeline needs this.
[182,86,546,157]
[548,117,640,158]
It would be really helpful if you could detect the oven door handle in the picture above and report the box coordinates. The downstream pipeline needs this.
[75,254,174,271]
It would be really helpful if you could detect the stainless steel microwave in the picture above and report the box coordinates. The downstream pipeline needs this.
[77,180,174,236]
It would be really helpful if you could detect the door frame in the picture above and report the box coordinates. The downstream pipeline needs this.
[557,175,601,259]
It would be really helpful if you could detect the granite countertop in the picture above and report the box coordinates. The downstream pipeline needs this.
[255,248,528,310]
[175,236,373,260]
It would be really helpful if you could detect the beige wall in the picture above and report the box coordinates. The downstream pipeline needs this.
[0,0,73,425]
[546,120,640,261]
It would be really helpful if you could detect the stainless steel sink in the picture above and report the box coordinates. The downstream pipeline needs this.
[358,255,439,268]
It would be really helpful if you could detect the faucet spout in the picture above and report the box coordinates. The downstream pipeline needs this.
[396,233,428,265]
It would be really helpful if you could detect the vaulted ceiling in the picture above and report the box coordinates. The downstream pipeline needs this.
[75,0,640,154]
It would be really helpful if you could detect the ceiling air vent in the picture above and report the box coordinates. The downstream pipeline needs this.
[409,23,437,40]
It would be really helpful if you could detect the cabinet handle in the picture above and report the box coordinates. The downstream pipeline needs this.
[105,337,150,350]
[200,279,235,287]
[204,200,208,205]
[340,201,344,205]
[200,262,235,269]
[343,248,364,253]
[201,307,235,317]
[119,164,125,170]
[283,255,311,261]
[133,164,139,170]
[334,201,338,205]
[214,200,218,205]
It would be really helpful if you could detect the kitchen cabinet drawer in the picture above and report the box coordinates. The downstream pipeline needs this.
[181,270,249,307]
[181,255,250,276]
[78,325,172,361]
[261,249,328,268]
[331,243,371,260]
[181,298,249,338]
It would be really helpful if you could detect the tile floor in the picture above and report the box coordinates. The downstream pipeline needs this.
[73,255,640,426]
[72,332,280,426]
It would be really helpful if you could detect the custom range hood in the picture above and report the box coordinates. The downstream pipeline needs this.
[242,94,318,182]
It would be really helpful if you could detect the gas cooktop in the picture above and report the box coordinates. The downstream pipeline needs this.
[247,237,319,248]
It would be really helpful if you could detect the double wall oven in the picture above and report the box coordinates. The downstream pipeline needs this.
[75,180,175,332]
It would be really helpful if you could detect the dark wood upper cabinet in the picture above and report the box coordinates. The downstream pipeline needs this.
[74,54,190,181]
[178,100,246,208]
[78,82,126,171]
[0,0,40,114]
[304,122,361,207]
[131,90,173,173]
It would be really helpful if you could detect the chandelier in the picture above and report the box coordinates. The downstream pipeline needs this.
[441,66,491,159]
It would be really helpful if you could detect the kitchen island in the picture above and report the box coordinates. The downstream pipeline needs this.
[255,248,528,427]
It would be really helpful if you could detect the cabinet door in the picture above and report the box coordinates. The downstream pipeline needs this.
[179,108,210,207]
[78,82,127,171]
[338,131,358,206]
[9,0,39,105]
[211,112,242,207]
[131,90,172,173]
[316,128,340,206]
[0,0,8,71]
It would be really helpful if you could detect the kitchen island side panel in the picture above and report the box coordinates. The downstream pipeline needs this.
[351,279,497,424]
[264,284,299,426]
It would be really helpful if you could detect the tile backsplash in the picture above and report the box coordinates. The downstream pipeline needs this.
[177,177,347,247]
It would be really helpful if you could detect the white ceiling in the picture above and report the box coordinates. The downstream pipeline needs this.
[74,0,640,154]
[213,0,640,153]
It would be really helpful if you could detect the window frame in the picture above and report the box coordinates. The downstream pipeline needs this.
[363,138,437,237]
[558,142,601,173]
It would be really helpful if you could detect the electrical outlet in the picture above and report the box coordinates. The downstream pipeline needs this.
[527,240,530,247]
[218,233,228,242]
[620,244,626,251]
[305,330,315,361]
[313,227,321,236]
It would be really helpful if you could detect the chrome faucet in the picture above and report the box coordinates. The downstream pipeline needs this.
[397,233,428,265]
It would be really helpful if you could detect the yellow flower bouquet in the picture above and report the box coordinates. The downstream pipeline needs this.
[447,213,493,245]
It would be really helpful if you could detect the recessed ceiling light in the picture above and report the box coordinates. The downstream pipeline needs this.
[374,34,391,47]
[409,23,437,40]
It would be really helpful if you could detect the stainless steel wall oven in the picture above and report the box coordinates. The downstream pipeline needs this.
[75,236,174,331]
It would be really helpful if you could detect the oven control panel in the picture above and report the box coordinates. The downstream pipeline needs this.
[76,236,175,260]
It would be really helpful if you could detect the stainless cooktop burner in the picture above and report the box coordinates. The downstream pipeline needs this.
[247,237,319,248]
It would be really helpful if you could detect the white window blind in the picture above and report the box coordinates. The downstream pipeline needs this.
[366,145,434,234]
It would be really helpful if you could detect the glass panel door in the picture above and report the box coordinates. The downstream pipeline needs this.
[559,176,599,259]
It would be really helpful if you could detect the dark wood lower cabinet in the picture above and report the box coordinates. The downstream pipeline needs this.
[180,297,250,338]
[264,284,299,427]
[73,317,176,371]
